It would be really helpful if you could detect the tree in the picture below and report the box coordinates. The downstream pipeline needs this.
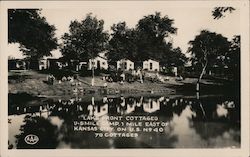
[187,30,230,91]
[107,12,187,72]
[60,13,109,86]
[108,22,138,63]
[8,9,58,59]
[225,35,240,81]
[136,12,177,61]
[212,7,235,19]
[161,46,187,67]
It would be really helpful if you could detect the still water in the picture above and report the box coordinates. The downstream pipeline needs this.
[8,94,240,149]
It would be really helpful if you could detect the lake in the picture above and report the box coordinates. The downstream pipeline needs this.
[8,94,240,149]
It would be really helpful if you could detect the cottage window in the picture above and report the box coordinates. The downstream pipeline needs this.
[150,63,153,70]
[124,62,127,70]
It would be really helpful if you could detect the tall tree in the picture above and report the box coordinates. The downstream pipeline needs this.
[108,22,138,63]
[136,12,177,61]
[163,47,188,67]
[187,30,230,91]
[60,13,109,86]
[226,35,240,81]
[8,9,58,59]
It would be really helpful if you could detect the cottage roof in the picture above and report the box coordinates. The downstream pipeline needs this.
[96,55,107,60]
[118,58,134,63]
[143,59,160,63]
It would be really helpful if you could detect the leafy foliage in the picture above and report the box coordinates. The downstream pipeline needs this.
[225,35,240,80]
[8,9,58,59]
[188,30,230,82]
[107,12,187,67]
[136,12,177,61]
[162,47,188,67]
[188,30,230,68]
[212,7,235,19]
[108,22,138,62]
[60,13,109,61]
[227,35,240,68]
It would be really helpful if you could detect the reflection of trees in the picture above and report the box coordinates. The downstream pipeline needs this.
[112,127,178,148]
[188,95,240,143]
[15,115,59,149]
[190,121,239,142]
[113,137,150,148]
[11,95,240,148]
[8,93,42,115]
[139,131,178,148]
[190,97,240,123]
[113,128,178,148]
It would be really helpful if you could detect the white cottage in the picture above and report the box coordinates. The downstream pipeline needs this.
[143,59,160,71]
[38,59,48,70]
[88,52,108,70]
[117,59,134,71]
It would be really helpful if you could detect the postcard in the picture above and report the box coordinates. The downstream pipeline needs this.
[0,1,249,157]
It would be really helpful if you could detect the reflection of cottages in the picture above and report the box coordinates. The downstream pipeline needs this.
[117,59,134,71]
[143,59,159,71]
[88,52,108,70]
[126,103,136,114]
[125,98,136,114]
[87,97,108,117]
[117,97,126,114]
[143,98,160,113]
[94,104,108,117]
[88,104,108,117]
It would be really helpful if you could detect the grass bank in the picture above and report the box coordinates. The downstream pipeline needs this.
[8,70,235,99]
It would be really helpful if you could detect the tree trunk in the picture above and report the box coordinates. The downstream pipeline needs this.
[91,59,95,86]
[196,59,208,92]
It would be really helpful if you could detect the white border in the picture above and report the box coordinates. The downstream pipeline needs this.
[0,1,249,157]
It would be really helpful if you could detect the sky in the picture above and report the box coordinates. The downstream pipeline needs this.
[8,1,241,59]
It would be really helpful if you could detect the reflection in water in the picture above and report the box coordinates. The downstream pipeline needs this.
[8,95,240,149]
[15,115,59,149]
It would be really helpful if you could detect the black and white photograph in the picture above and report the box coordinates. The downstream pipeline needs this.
[1,0,249,157]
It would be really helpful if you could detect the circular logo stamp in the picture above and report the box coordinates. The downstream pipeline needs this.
[24,134,39,145]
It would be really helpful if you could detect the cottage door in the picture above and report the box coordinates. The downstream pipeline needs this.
[97,60,101,70]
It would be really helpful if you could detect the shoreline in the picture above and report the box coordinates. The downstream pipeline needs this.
[8,70,238,101]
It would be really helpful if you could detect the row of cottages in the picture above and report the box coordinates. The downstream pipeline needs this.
[117,59,160,72]
[45,52,108,71]
[8,51,160,72]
